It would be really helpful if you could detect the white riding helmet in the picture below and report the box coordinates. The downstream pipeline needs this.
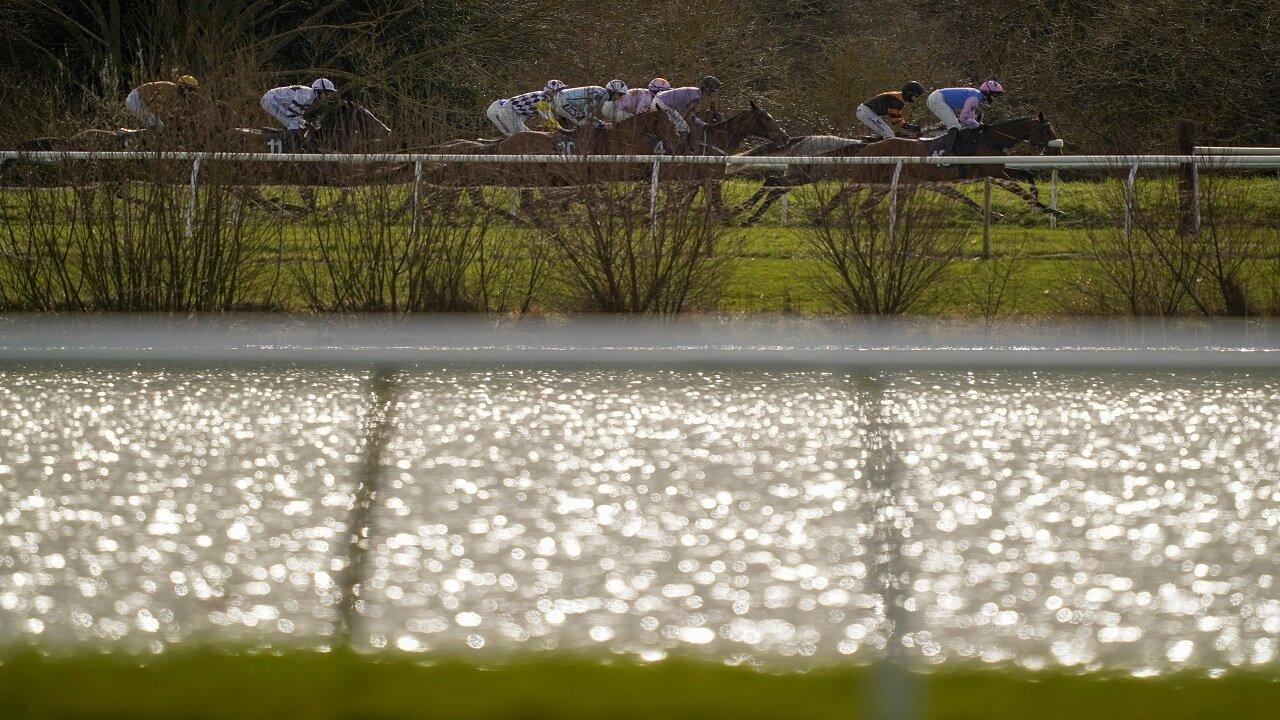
[311,78,336,93]
[605,79,629,95]
[544,79,566,94]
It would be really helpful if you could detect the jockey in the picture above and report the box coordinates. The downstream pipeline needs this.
[652,75,721,150]
[486,80,567,136]
[604,78,668,122]
[260,78,338,151]
[926,80,1004,130]
[124,75,203,130]
[855,81,925,139]
[551,85,612,127]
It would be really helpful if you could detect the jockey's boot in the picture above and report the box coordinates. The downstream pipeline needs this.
[943,127,960,156]
[678,131,692,155]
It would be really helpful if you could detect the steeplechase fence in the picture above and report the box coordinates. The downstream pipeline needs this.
[5,148,1280,252]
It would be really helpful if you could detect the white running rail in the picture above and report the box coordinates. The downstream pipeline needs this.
[7,149,1280,169]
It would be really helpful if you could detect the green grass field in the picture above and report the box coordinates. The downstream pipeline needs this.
[2,649,1278,720]
[3,174,1279,314]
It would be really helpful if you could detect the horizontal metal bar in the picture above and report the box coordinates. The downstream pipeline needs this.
[6,149,1280,169]
[2,316,1280,370]
[1195,146,1280,156]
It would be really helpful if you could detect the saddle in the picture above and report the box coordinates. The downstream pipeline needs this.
[926,127,979,157]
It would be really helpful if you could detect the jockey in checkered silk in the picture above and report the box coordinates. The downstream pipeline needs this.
[856,81,925,139]
[260,78,339,150]
[652,76,721,146]
[926,80,1005,130]
[125,75,207,129]
[603,78,672,122]
[487,80,568,136]
[551,85,614,127]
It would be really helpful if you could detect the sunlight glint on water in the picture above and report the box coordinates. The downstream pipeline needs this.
[1,367,1278,673]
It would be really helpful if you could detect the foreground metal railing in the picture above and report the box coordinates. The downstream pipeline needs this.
[6,148,1280,247]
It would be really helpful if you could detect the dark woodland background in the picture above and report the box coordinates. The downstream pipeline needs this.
[2,0,1276,150]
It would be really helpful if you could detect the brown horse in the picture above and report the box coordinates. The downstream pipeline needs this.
[423,110,680,189]
[671,101,790,213]
[698,101,790,157]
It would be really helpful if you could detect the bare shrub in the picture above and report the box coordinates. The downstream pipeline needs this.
[963,251,1026,320]
[293,184,541,313]
[1082,173,1273,316]
[1185,173,1273,316]
[1081,177,1190,316]
[531,183,738,314]
[806,184,965,315]
[0,161,282,310]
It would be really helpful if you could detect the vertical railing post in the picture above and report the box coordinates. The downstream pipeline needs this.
[1124,162,1139,244]
[887,161,904,241]
[981,176,993,259]
[1177,120,1199,236]
[779,191,789,226]
[649,148,662,238]
[1049,168,1059,230]
[1191,158,1201,235]
[411,159,423,240]
[185,156,201,240]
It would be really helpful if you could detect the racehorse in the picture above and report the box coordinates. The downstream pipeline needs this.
[670,101,790,214]
[226,100,392,155]
[740,114,1064,223]
[415,111,682,219]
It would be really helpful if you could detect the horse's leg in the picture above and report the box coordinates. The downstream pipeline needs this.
[993,176,1062,216]
[745,187,792,226]
[704,180,731,220]
[813,183,871,225]
[857,186,890,220]
[732,181,774,217]
[467,185,520,224]
[923,182,1004,221]
[300,186,319,214]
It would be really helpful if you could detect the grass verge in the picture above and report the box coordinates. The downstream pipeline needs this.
[1,649,1278,719]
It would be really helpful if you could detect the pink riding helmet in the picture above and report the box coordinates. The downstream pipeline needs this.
[648,78,672,93]
[979,80,1005,95]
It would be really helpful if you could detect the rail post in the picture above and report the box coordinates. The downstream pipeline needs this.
[184,157,201,240]
[1124,162,1139,244]
[411,160,423,240]
[649,150,662,238]
[779,192,789,226]
[1177,120,1199,235]
[981,176,993,259]
[1049,168,1059,230]
[887,161,904,241]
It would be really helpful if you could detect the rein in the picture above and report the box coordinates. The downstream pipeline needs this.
[980,120,1056,151]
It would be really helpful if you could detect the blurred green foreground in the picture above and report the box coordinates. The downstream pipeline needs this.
[1,650,1277,720]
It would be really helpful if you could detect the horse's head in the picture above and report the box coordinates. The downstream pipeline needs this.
[977,114,1064,155]
[1029,112,1064,155]
[747,100,790,148]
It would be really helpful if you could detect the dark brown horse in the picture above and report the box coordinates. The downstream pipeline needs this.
[673,101,790,213]
[741,114,1064,223]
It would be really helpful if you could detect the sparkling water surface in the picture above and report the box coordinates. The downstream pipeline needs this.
[2,367,1278,673]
